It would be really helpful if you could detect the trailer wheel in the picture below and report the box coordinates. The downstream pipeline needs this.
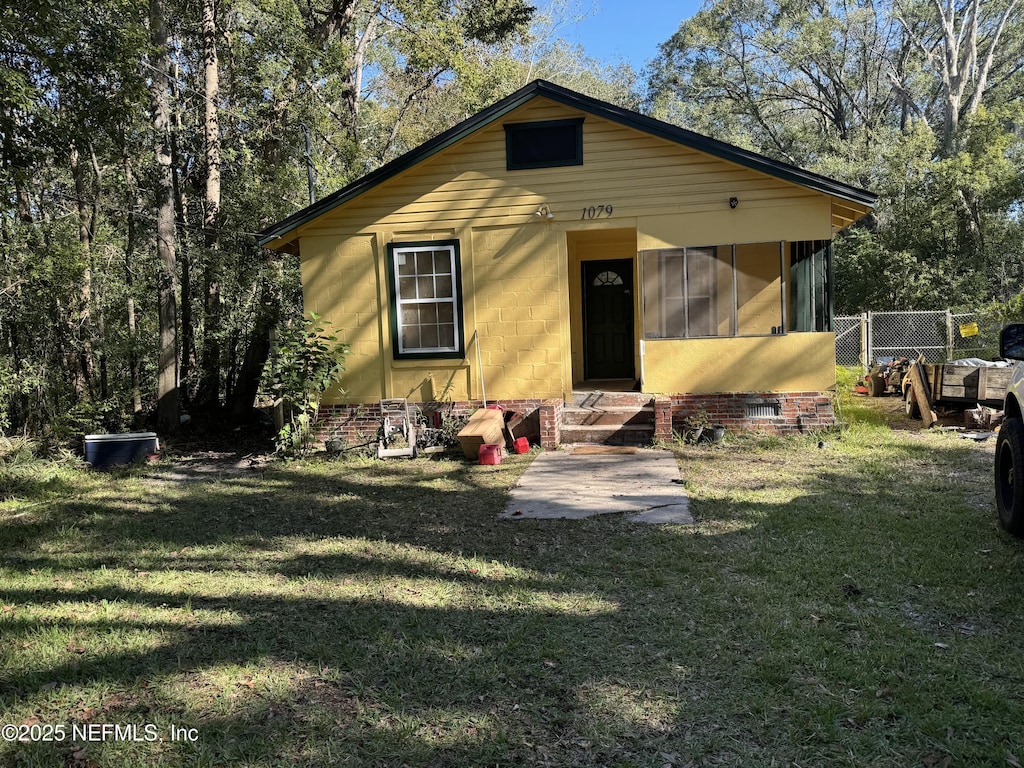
[996,418,1024,536]
[905,390,921,419]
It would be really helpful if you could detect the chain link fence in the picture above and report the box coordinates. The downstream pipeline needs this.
[835,310,997,369]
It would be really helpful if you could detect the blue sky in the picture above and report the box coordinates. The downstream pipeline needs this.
[560,0,705,70]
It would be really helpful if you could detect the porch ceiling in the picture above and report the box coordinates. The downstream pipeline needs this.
[832,198,873,231]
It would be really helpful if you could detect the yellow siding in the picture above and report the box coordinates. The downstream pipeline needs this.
[296,96,847,405]
[643,334,837,394]
[300,235,385,403]
[297,97,839,240]
[638,200,832,249]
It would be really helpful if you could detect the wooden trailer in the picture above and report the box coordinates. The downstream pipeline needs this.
[904,361,1011,426]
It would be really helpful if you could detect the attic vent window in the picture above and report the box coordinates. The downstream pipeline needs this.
[505,118,584,170]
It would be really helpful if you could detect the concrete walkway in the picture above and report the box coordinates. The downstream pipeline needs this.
[500,447,692,524]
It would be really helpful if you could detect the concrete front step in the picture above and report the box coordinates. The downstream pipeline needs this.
[562,405,655,427]
[564,391,657,445]
[571,390,653,408]
[560,423,656,446]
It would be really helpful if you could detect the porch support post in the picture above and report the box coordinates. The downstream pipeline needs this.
[539,399,563,449]
[654,395,674,442]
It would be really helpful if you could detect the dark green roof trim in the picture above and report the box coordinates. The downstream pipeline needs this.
[258,80,877,248]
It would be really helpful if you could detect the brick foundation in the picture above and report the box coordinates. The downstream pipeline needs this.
[317,390,835,450]
[317,399,547,448]
[654,396,674,442]
[539,399,563,450]
[659,392,836,437]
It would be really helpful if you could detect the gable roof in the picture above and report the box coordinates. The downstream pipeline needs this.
[258,79,877,251]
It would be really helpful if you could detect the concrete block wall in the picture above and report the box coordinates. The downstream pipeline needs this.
[470,226,566,400]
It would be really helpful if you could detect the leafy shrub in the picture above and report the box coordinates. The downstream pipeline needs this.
[263,314,349,456]
[0,436,84,500]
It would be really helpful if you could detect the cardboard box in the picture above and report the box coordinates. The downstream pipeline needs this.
[457,408,505,459]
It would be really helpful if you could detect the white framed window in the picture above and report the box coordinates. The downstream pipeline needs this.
[386,241,465,359]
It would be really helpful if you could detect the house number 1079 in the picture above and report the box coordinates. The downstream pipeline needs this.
[580,205,613,219]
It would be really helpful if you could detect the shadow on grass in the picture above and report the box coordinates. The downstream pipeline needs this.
[2,437,1024,766]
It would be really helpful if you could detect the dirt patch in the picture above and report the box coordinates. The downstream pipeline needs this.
[144,434,276,484]
[851,391,978,432]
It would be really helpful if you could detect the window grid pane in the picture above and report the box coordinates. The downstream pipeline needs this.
[393,244,460,355]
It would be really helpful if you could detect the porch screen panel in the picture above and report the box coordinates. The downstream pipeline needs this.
[686,248,714,337]
[788,240,832,332]
[736,242,783,335]
[642,249,685,338]
[642,247,733,338]
[815,241,832,331]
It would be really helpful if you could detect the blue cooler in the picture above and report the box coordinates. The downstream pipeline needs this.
[84,432,160,468]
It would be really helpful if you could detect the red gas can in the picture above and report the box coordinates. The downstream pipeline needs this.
[478,443,503,465]
[512,437,529,454]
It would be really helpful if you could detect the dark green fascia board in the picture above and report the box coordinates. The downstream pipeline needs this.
[258,80,877,249]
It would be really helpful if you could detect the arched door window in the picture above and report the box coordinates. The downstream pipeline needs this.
[592,270,624,287]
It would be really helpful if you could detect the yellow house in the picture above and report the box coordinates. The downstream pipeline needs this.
[259,80,875,447]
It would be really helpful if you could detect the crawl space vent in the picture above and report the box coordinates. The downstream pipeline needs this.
[745,402,782,419]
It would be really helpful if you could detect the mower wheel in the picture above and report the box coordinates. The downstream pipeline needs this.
[867,374,885,397]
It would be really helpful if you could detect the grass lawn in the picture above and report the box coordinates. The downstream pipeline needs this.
[3,393,1024,767]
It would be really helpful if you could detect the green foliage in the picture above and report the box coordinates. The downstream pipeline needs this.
[263,314,348,456]
[0,435,84,501]
[834,108,1024,313]
[460,0,534,45]
[0,0,636,446]
[648,0,1024,315]
[976,291,1024,344]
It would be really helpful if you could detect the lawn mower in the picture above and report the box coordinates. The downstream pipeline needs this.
[864,356,911,397]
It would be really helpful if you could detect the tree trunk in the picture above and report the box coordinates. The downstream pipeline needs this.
[123,152,143,415]
[345,11,380,139]
[226,278,280,422]
[171,51,193,409]
[150,0,179,434]
[926,0,1020,156]
[197,0,223,415]
[70,143,96,400]
[89,148,108,401]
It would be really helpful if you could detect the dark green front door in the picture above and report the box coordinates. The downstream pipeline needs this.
[583,259,634,380]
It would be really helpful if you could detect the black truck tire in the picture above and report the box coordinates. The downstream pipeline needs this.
[995,417,1024,536]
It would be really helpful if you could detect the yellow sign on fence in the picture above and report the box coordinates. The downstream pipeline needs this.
[959,322,979,338]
